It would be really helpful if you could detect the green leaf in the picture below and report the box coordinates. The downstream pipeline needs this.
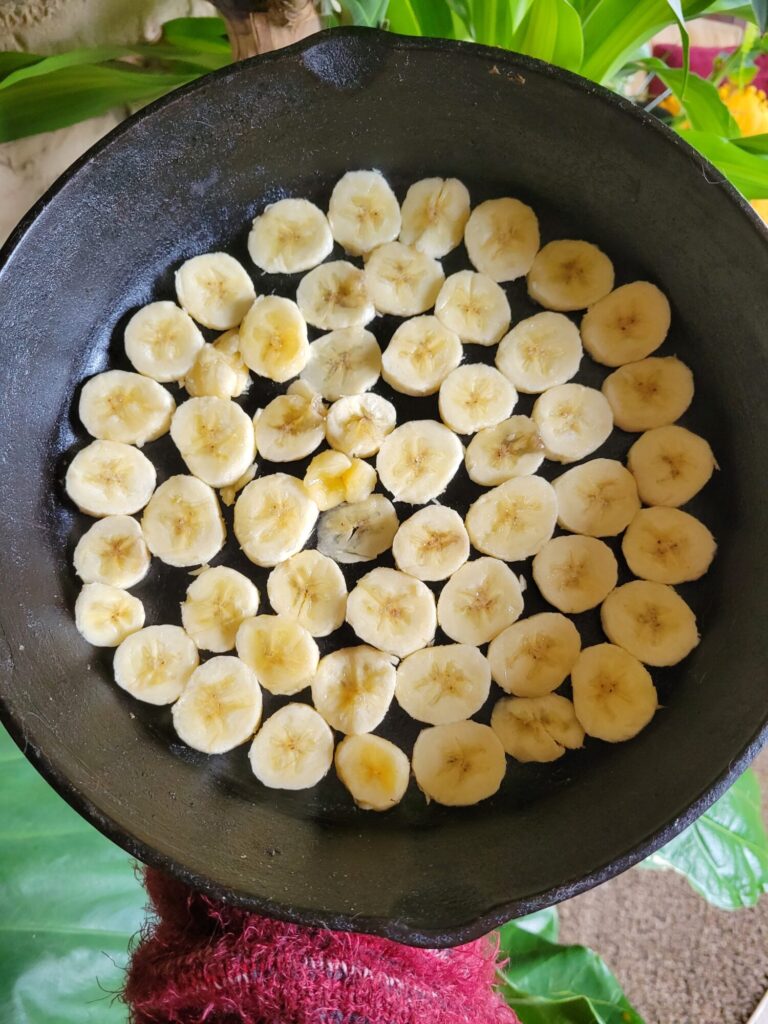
[732,132,768,154]
[0,53,42,80]
[752,0,768,32]
[0,726,145,1023]
[635,58,736,134]
[510,0,584,71]
[504,907,560,942]
[385,0,455,35]
[161,15,231,52]
[337,0,389,27]
[639,768,768,909]
[676,128,768,199]
[0,47,148,91]
[661,0,690,94]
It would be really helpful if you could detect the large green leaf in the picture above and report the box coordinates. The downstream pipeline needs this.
[676,129,768,198]
[0,53,41,80]
[160,15,231,52]
[732,132,768,154]
[636,58,736,134]
[385,0,456,35]
[510,0,584,71]
[752,0,768,32]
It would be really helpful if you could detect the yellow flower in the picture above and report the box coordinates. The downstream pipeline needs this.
[751,198,768,223]
[718,83,768,136]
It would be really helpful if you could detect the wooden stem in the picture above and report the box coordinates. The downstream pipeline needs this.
[214,0,322,60]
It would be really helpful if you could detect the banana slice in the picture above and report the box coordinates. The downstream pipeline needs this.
[267,549,347,637]
[325,393,396,457]
[627,425,716,508]
[381,315,462,397]
[464,197,540,282]
[527,240,614,311]
[601,580,699,667]
[234,474,318,568]
[73,515,150,589]
[302,449,376,511]
[465,476,557,561]
[141,474,225,567]
[254,391,326,462]
[488,612,581,697]
[220,462,258,507]
[175,252,256,330]
[465,415,544,486]
[238,295,309,383]
[496,312,582,393]
[312,645,396,734]
[316,494,399,564]
[124,301,204,382]
[181,565,260,652]
[66,439,156,518]
[296,261,375,330]
[532,383,613,463]
[553,458,641,537]
[581,281,671,366]
[79,370,174,446]
[248,197,333,274]
[435,270,511,346]
[172,656,262,754]
[376,419,463,504]
[399,177,470,258]
[395,644,491,725]
[327,169,401,256]
[170,396,256,489]
[74,582,144,647]
[532,535,618,613]
[335,734,410,811]
[364,241,445,316]
[301,326,381,400]
[249,703,333,790]
[622,506,716,584]
[392,505,469,582]
[113,624,199,705]
[437,557,524,645]
[491,694,584,762]
[346,567,436,658]
[236,614,319,695]
[412,721,506,806]
[438,363,517,435]
[571,643,658,742]
[183,330,251,399]
[602,357,694,433]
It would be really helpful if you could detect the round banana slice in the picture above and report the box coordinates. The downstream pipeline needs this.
[553,458,641,537]
[184,330,251,399]
[399,177,470,258]
[571,643,658,742]
[627,425,716,508]
[234,474,317,568]
[181,565,260,653]
[311,645,396,734]
[346,567,436,658]
[267,549,347,637]
[74,582,144,647]
[327,169,401,256]
[392,505,469,581]
[239,295,309,383]
[601,580,699,667]
[296,261,375,330]
[254,391,326,463]
[527,240,614,311]
[622,506,716,584]
[395,645,491,725]
[73,514,150,588]
[124,301,204,382]
[141,475,225,567]
[495,312,582,393]
[465,415,544,486]
[412,721,506,806]
[464,197,540,282]
[532,383,613,463]
[113,624,199,705]
[364,241,445,317]
[438,364,517,435]
[488,612,581,697]
[532,535,618,614]
[381,315,462,397]
[317,494,399,564]
[581,281,671,366]
[79,370,175,446]
[325,393,396,457]
[602,356,694,433]
[465,476,557,562]
[175,252,256,330]
[376,419,463,504]
[66,439,156,518]
[335,734,410,811]
[249,703,333,790]
[491,694,584,762]
[301,327,381,401]
[248,197,333,274]
[303,449,376,511]
[236,614,319,695]
[170,396,256,489]
[172,656,262,754]
[435,270,511,346]
[438,557,524,645]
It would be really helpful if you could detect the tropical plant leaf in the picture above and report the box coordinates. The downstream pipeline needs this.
[509,906,560,941]
[676,129,768,198]
[385,0,456,36]
[0,53,42,80]
[510,0,584,71]
[751,0,768,32]
[635,58,736,133]
[335,0,389,27]
[160,15,231,52]
[732,132,768,154]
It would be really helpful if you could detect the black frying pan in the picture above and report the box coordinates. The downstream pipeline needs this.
[1,28,767,948]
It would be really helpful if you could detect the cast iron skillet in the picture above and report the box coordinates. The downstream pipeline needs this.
[1,28,767,948]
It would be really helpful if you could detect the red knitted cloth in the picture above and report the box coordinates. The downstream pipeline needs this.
[125,868,520,1024]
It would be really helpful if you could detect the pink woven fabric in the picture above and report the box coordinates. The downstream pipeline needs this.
[125,868,520,1024]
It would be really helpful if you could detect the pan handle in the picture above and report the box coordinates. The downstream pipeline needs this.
[213,0,322,60]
